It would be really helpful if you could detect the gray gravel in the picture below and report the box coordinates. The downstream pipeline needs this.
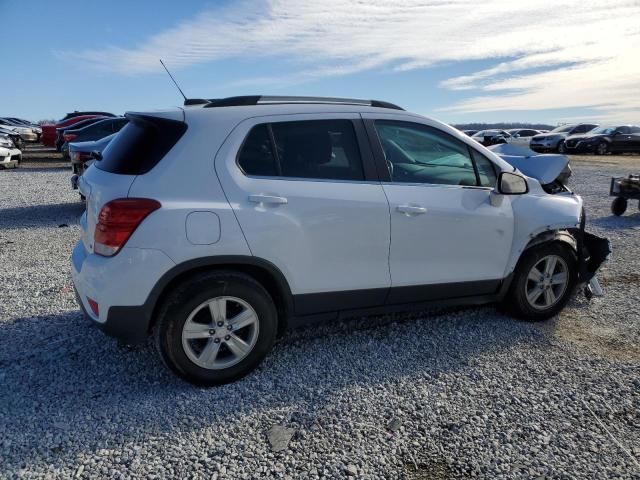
[1,150,638,479]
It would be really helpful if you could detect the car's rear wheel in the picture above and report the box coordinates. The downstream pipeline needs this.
[596,142,609,155]
[504,243,577,321]
[154,271,278,386]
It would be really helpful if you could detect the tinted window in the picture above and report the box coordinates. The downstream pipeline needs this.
[238,120,365,181]
[470,149,497,187]
[375,121,479,186]
[272,120,364,181]
[97,116,187,175]
[630,126,640,133]
[237,125,278,176]
[616,126,630,134]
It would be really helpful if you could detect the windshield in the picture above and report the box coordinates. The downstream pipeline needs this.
[550,124,575,133]
[590,126,616,135]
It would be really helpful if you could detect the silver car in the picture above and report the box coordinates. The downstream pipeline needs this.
[530,123,598,153]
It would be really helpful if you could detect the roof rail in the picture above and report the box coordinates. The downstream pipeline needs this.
[191,95,404,110]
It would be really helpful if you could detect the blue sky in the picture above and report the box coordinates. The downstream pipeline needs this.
[1,0,638,125]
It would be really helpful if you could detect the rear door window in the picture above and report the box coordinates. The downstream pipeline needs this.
[237,120,365,181]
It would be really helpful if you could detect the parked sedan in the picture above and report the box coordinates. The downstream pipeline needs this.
[61,117,128,158]
[530,123,598,153]
[0,118,39,142]
[471,129,512,146]
[564,125,640,155]
[55,117,108,151]
[41,115,108,147]
[0,126,25,150]
[69,133,116,196]
[506,129,543,147]
[0,135,21,168]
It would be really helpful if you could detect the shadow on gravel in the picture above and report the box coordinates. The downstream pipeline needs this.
[0,202,84,229]
[590,212,640,228]
[0,306,542,474]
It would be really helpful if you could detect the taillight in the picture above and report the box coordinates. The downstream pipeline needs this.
[72,151,93,162]
[64,133,77,142]
[94,198,161,257]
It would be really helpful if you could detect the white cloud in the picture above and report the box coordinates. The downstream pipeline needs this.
[64,0,640,121]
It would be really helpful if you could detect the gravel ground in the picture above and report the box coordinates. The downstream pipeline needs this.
[0,148,638,479]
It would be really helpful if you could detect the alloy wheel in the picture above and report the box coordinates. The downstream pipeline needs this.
[525,255,569,310]
[181,296,260,369]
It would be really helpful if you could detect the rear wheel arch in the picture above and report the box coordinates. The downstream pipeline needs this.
[149,256,293,335]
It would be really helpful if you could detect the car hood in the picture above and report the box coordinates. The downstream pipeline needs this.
[488,143,570,184]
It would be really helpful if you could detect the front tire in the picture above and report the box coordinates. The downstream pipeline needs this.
[557,141,567,153]
[504,243,577,321]
[154,271,278,386]
[596,142,609,155]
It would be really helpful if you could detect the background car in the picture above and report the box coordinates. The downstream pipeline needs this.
[462,129,478,136]
[530,123,598,153]
[471,129,512,146]
[0,135,21,168]
[564,125,640,155]
[41,114,109,147]
[0,118,40,142]
[55,117,109,151]
[61,117,128,158]
[506,128,543,147]
[0,126,25,150]
[69,133,116,192]
[58,111,116,122]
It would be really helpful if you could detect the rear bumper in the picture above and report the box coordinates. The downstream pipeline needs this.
[71,240,175,344]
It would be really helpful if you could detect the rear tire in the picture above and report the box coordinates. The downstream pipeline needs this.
[503,243,577,321]
[611,197,627,216]
[154,271,278,386]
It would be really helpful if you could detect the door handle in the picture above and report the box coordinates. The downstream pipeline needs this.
[397,205,427,215]
[249,194,288,205]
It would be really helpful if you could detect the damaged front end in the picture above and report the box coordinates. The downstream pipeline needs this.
[572,210,612,298]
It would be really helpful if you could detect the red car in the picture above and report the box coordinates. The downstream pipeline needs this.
[41,115,107,148]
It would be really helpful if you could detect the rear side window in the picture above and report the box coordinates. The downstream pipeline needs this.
[97,116,187,175]
[237,120,364,181]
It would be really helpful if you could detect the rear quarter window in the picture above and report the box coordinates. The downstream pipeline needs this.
[96,116,187,175]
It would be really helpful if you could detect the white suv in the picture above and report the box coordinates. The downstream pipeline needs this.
[71,96,609,386]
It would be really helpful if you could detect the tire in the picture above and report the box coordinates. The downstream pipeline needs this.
[596,142,608,155]
[154,271,278,386]
[557,140,567,153]
[503,242,577,321]
[611,197,627,216]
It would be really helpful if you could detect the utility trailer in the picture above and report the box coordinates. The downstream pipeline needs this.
[610,174,640,216]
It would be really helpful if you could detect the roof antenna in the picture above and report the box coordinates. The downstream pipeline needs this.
[159,59,187,102]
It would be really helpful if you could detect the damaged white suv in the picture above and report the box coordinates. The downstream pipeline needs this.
[71,96,609,385]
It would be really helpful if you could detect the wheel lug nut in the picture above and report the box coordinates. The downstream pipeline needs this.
[208,329,215,335]
[227,325,232,330]
[214,338,221,343]
[224,335,230,341]
[217,321,224,327]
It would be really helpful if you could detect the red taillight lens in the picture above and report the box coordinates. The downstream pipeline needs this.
[94,198,161,257]
[64,133,77,142]
[87,297,99,317]
[72,151,92,162]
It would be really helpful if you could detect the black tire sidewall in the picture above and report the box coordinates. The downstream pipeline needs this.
[156,272,278,386]
[597,142,608,155]
[611,197,627,216]
[506,243,577,321]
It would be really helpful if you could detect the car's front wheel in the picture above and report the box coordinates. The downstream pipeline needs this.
[154,271,278,386]
[504,243,577,321]
[557,140,567,153]
[596,142,609,155]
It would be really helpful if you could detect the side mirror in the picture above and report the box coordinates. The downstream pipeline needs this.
[91,151,102,161]
[498,171,528,195]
